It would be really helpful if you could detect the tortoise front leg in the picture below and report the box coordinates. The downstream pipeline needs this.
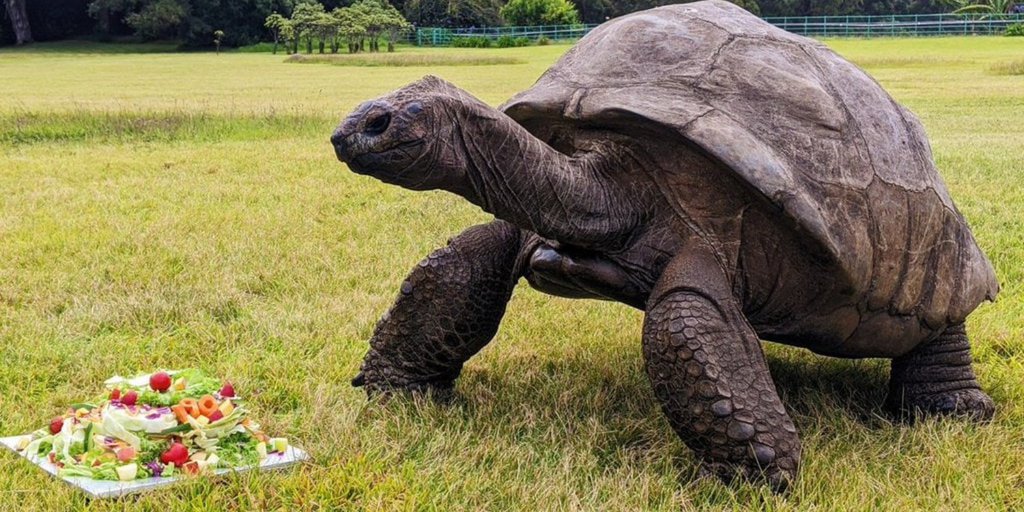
[353,220,528,395]
[642,247,800,492]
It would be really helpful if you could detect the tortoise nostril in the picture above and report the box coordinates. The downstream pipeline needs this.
[363,112,391,136]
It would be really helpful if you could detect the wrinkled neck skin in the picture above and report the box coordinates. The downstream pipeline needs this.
[439,98,644,250]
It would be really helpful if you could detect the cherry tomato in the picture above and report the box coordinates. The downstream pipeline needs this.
[109,388,121,401]
[49,417,64,435]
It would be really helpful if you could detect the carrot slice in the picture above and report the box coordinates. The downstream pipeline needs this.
[171,404,189,424]
[179,398,201,418]
[197,395,218,418]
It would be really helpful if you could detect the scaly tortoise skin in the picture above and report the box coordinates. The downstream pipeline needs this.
[330,0,998,491]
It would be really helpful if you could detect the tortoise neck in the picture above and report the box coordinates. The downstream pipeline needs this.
[447,99,639,248]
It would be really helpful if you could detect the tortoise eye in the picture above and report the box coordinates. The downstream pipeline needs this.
[364,112,391,136]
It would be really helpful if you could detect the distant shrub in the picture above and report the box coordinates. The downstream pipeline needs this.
[451,36,492,48]
[536,35,551,45]
[1006,23,1024,36]
[496,35,531,47]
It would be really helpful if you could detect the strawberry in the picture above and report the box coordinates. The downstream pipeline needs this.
[219,382,235,398]
[208,410,224,423]
[122,390,139,406]
[109,388,122,401]
[49,417,64,435]
[150,371,172,392]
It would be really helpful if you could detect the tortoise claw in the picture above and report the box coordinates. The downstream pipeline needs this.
[351,372,367,387]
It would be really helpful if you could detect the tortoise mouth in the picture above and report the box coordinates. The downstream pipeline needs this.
[343,139,427,177]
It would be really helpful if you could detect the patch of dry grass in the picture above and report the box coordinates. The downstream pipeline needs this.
[989,58,1024,75]
[285,52,526,67]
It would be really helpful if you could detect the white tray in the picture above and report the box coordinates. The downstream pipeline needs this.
[1,435,309,499]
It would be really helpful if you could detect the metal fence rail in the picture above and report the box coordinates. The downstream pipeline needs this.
[411,13,1024,45]
[765,13,1024,37]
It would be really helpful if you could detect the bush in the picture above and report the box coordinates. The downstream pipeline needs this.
[536,35,551,45]
[1006,23,1024,36]
[500,0,579,26]
[495,35,530,47]
[451,36,491,47]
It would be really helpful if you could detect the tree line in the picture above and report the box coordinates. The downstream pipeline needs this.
[265,1,412,54]
[2,0,1013,46]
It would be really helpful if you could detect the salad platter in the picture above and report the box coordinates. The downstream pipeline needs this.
[0,369,307,499]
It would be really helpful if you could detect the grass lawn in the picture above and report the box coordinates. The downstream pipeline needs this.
[0,37,1022,510]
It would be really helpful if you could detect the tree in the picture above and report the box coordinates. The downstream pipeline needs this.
[291,1,325,53]
[501,0,580,25]
[332,6,365,53]
[4,0,33,44]
[265,12,289,54]
[124,0,186,40]
[379,2,411,51]
[942,0,1016,12]
[403,0,503,28]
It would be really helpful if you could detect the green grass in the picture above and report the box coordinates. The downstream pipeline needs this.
[0,37,1022,510]
[285,52,527,67]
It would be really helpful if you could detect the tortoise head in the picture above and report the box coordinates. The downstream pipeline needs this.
[331,76,470,192]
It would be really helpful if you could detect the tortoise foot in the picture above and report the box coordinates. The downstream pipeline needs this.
[887,323,994,423]
[699,457,797,494]
[887,387,994,422]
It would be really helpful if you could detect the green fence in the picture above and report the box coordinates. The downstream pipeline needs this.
[765,13,1024,37]
[412,13,1024,45]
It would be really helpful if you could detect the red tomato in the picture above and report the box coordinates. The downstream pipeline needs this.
[122,390,139,406]
[49,417,64,435]
[149,372,172,392]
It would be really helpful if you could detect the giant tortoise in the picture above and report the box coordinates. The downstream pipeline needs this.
[329,0,999,490]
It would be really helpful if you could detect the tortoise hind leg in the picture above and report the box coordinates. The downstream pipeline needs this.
[886,323,995,421]
[642,247,801,493]
[353,220,529,396]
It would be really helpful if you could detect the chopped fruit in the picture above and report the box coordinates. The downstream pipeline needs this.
[75,408,90,418]
[116,463,138,481]
[197,395,218,417]
[109,388,122,401]
[196,416,210,427]
[190,452,207,463]
[219,382,235,398]
[122,390,139,406]
[218,400,234,416]
[173,378,187,391]
[171,405,189,424]
[206,454,219,467]
[149,372,172,392]
[16,436,31,451]
[255,442,267,460]
[116,447,136,462]
[183,461,199,475]
[208,410,224,423]
[49,417,64,435]
[270,438,288,453]
[160,443,189,467]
